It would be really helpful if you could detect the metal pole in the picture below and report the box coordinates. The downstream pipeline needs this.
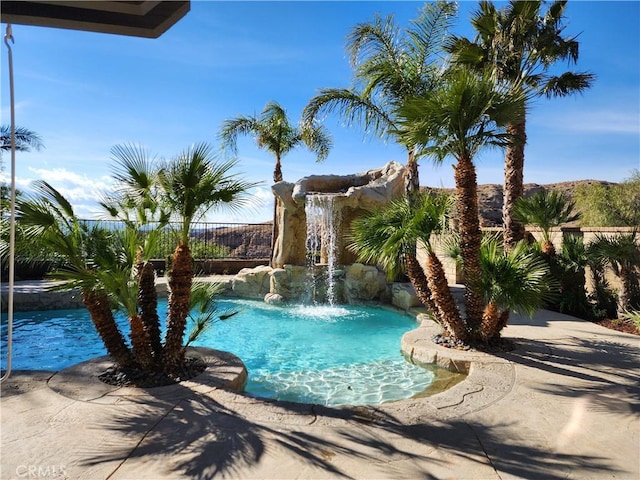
[1,24,16,383]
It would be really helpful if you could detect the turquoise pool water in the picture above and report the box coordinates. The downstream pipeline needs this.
[1,297,435,405]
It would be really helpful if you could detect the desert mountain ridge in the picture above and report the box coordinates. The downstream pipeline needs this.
[425,179,616,227]
[247,179,615,227]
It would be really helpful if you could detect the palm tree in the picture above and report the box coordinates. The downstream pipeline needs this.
[101,143,169,226]
[512,190,580,256]
[19,145,254,375]
[16,181,135,368]
[1,125,44,153]
[349,191,467,340]
[219,101,331,265]
[102,143,172,366]
[478,235,552,341]
[446,0,595,249]
[555,234,591,317]
[103,142,257,371]
[589,231,640,317]
[92,228,157,370]
[395,66,527,339]
[157,142,257,369]
[302,1,457,193]
[1,126,44,216]
[220,101,331,184]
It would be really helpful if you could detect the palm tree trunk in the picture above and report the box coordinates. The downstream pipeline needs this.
[617,266,633,317]
[82,289,135,368]
[424,252,467,342]
[541,240,556,257]
[138,261,162,364]
[129,314,154,369]
[405,148,420,194]
[454,155,484,333]
[480,301,500,342]
[497,309,510,332]
[163,243,193,370]
[503,121,527,250]
[273,155,283,183]
[404,254,441,323]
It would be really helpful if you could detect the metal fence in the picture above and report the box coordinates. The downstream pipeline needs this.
[80,220,273,260]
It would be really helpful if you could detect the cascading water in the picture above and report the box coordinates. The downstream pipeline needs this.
[305,194,341,305]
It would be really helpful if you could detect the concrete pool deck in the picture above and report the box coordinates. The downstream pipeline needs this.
[1,281,639,479]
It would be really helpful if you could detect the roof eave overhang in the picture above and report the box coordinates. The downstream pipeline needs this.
[0,1,190,38]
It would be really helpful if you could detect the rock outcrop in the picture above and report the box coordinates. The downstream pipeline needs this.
[229,265,271,299]
[231,263,391,305]
[271,161,405,268]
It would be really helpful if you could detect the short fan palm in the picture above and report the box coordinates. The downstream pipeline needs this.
[589,231,640,317]
[18,143,256,376]
[478,236,553,341]
[513,190,580,256]
[350,192,468,341]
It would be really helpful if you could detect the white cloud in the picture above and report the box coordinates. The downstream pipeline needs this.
[12,167,275,223]
[14,168,114,215]
[27,167,112,198]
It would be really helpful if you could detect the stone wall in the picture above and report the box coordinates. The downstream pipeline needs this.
[2,276,234,312]
[1,285,85,312]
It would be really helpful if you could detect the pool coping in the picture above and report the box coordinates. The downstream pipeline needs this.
[42,318,514,426]
[4,277,515,425]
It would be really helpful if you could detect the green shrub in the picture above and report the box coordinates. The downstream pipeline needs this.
[574,170,640,227]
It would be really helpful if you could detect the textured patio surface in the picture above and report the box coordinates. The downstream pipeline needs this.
[1,296,639,479]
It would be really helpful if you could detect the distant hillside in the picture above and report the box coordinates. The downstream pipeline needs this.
[190,180,617,258]
[425,179,617,227]
[193,223,272,258]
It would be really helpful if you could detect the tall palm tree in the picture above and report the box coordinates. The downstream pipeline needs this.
[303,1,457,193]
[446,0,594,249]
[349,191,467,340]
[220,101,331,184]
[395,66,527,338]
[157,142,257,369]
[512,190,580,256]
[16,181,134,368]
[219,101,331,265]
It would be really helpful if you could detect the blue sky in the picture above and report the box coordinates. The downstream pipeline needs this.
[1,1,639,223]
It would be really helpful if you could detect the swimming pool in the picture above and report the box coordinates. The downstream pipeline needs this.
[1,297,437,405]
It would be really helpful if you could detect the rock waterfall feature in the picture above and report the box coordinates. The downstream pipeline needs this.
[232,161,405,304]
